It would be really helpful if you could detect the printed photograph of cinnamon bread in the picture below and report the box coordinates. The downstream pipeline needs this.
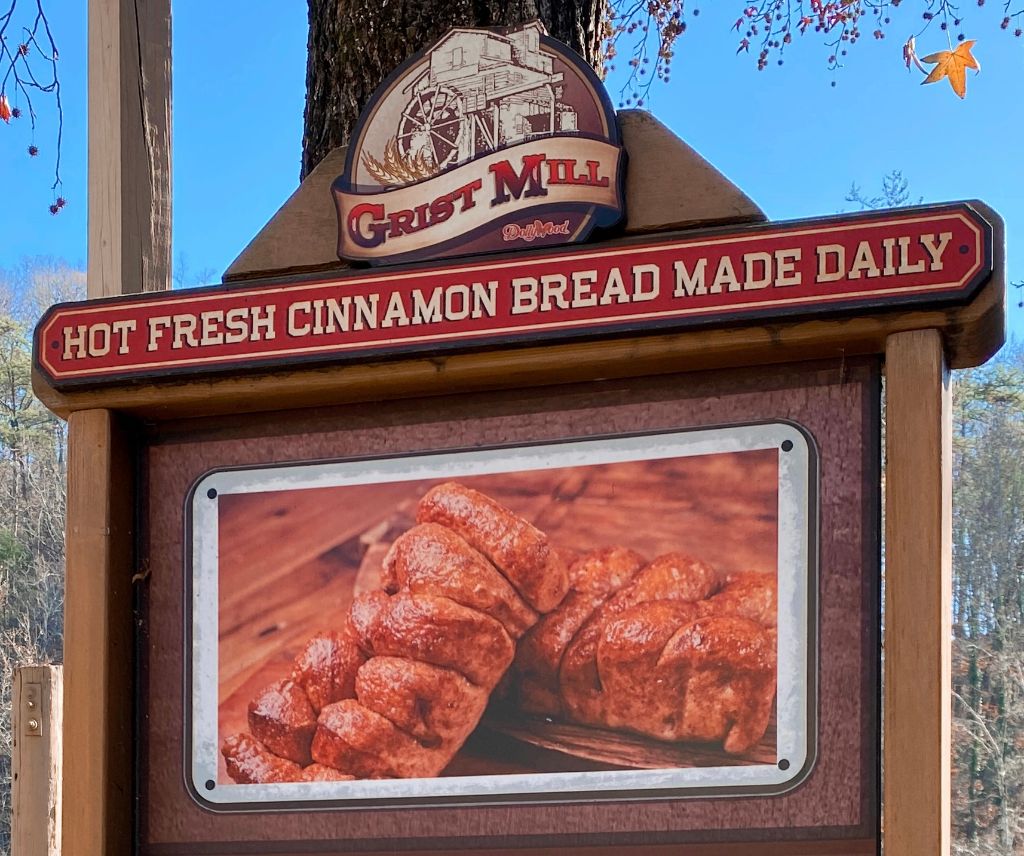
[512,552,777,754]
[215,448,780,784]
[221,483,565,782]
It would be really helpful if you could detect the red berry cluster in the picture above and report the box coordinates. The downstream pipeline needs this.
[1,0,67,214]
[605,0,1017,99]
[999,14,1024,36]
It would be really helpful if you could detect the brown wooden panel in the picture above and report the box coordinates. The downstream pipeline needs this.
[137,359,880,852]
[63,410,134,856]
[884,330,952,855]
[88,0,171,298]
[146,838,877,855]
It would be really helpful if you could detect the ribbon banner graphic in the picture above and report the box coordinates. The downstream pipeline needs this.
[335,137,625,262]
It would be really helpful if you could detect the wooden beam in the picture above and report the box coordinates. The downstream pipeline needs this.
[88,0,171,297]
[884,328,952,856]
[12,665,63,855]
[62,410,134,855]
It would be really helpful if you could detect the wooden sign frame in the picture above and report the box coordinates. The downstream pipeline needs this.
[43,200,1004,855]
[65,2,1004,851]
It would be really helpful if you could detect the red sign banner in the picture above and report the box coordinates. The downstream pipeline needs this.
[34,203,992,389]
[335,136,625,262]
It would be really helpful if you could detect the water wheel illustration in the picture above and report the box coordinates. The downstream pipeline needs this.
[397,86,465,170]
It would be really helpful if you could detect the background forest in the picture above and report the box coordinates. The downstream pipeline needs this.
[0,212,1021,853]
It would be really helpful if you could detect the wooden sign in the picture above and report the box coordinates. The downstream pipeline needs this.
[45,35,1006,852]
[34,202,991,389]
[331,22,625,265]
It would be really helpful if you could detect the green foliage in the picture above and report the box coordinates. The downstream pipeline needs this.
[0,531,29,573]
[950,347,1024,854]
[0,261,80,855]
[845,169,921,211]
[844,171,1023,851]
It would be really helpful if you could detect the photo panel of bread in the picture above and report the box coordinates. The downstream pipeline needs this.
[187,424,816,809]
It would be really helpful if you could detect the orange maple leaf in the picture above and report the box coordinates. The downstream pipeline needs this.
[920,39,980,99]
[0,94,10,124]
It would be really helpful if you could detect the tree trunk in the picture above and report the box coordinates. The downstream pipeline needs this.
[302,0,605,178]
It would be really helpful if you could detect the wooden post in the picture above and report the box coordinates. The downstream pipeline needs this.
[884,328,952,856]
[62,410,135,856]
[88,0,172,298]
[11,665,63,855]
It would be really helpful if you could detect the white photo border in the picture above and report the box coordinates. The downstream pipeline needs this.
[186,422,818,811]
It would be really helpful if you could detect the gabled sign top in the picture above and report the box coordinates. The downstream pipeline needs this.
[332,22,626,266]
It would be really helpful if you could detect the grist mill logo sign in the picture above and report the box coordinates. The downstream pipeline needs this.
[332,22,626,265]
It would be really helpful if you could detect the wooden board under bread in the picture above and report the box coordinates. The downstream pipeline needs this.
[216,454,779,781]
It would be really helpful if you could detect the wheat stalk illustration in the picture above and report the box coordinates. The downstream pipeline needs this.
[362,137,440,187]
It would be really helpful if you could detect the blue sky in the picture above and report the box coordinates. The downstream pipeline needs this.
[1,0,1021,341]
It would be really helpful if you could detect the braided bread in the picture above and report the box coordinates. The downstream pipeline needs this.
[221,482,566,783]
[221,484,778,781]
[416,482,569,613]
[511,550,778,755]
[221,734,355,784]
